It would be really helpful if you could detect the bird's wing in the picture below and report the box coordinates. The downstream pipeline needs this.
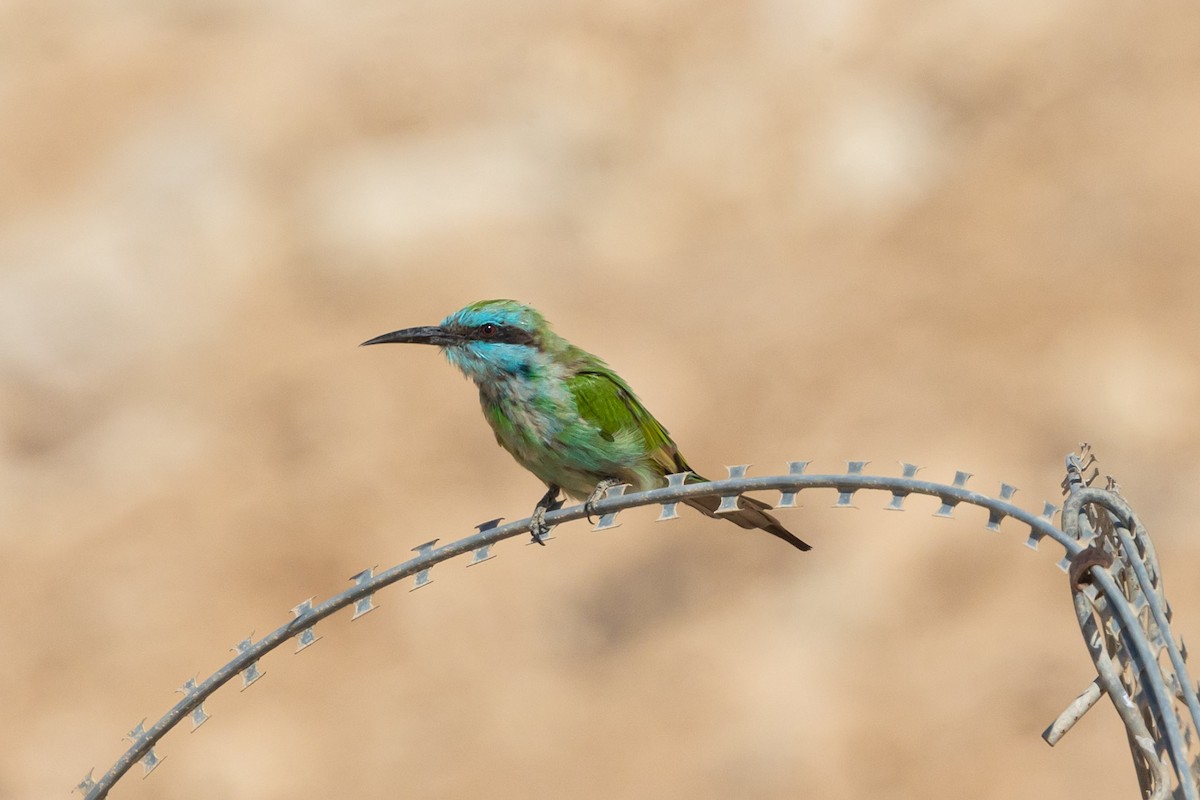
[566,369,688,475]
[566,363,809,550]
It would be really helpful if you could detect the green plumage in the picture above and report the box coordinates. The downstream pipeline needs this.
[567,369,684,477]
[362,300,810,551]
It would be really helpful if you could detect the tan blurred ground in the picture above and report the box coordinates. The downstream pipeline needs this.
[3,1,1200,798]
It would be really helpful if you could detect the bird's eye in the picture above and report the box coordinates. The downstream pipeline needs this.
[479,323,498,337]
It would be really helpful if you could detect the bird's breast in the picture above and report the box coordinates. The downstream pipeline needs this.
[477,377,659,498]
[479,379,566,454]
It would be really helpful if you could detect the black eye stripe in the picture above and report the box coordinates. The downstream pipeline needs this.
[493,326,536,346]
[459,323,537,346]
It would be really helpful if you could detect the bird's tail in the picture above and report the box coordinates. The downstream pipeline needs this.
[682,474,812,552]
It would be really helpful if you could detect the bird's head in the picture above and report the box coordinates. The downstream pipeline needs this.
[361,299,554,384]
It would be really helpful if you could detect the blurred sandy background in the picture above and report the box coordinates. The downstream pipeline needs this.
[3,1,1200,798]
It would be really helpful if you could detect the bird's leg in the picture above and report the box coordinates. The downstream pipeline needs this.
[584,478,623,523]
[530,484,563,545]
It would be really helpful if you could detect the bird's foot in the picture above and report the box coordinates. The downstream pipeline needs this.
[584,478,623,524]
[530,485,563,545]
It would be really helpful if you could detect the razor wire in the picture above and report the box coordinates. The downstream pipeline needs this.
[1050,445,1200,799]
[76,447,1198,799]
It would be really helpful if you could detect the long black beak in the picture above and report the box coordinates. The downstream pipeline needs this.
[360,325,462,347]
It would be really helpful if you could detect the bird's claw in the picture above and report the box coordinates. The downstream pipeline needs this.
[584,479,622,524]
[530,485,563,545]
[530,506,550,546]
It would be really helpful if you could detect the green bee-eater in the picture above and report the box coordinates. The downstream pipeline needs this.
[362,299,811,551]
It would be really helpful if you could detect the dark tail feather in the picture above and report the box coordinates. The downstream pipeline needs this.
[682,494,812,552]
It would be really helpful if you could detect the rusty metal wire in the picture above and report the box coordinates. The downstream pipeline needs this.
[1048,444,1200,799]
[76,451,1197,799]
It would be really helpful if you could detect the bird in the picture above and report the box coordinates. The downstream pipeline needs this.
[361,299,810,552]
